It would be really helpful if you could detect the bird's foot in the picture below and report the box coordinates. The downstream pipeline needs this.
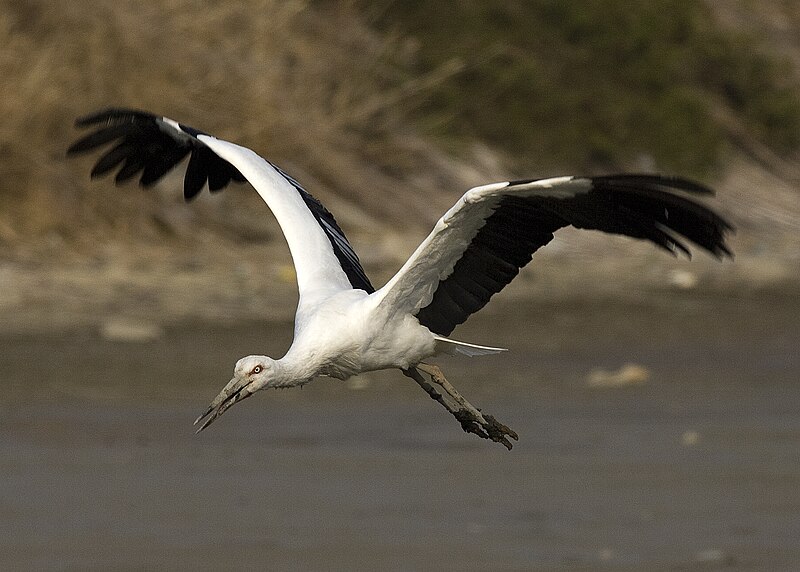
[405,364,519,450]
[453,408,519,451]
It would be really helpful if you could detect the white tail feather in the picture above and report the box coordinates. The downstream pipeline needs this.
[433,335,507,357]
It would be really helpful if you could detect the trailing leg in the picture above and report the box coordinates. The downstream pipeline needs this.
[403,364,519,450]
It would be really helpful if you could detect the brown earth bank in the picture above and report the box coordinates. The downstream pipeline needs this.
[1,147,798,336]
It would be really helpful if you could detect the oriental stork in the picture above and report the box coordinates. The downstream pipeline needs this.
[69,109,733,449]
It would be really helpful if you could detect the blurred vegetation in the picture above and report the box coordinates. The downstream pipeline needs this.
[0,1,415,241]
[0,0,799,243]
[358,0,800,176]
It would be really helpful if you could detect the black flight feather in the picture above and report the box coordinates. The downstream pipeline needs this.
[416,175,733,336]
[69,108,373,292]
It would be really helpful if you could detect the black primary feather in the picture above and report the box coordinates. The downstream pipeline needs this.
[416,175,733,336]
[69,108,373,292]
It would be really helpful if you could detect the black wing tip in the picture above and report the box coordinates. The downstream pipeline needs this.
[69,107,231,193]
[65,139,89,156]
[68,108,162,157]
[592,173,716,196]
[591,173,736,259]
[74,107,158,128]
[709,229,735,260]
[656,232,729,261]
[74,108,203,139]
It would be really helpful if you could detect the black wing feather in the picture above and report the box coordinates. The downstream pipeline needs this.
[183,150,207,200]
[416,175,733,336]
[90,141,132,177]
[69,107,373,292]
[69,123,134,154]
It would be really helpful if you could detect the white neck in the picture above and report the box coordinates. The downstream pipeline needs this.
[271,350,319,388]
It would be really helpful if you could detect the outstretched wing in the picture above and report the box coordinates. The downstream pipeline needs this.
[68,108,373,302]
[376,175,733,336]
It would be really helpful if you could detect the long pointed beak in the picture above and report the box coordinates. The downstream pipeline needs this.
[194,377,255,433]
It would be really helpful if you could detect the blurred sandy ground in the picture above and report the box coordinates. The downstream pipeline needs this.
[1,294,799,570]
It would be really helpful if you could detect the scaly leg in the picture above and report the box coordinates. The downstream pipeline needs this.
[403,364,519,450]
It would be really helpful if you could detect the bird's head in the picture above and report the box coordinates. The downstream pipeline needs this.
[233,355,278,392]
[194,355,279,432]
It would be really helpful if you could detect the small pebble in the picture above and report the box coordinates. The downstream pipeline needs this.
[100,319,163,342]
[695,548,735,566]
[347,376,370,390]
[587,363,650,387]
[682,430,701,446]
[669,269,698,289]
[598,548,614,561]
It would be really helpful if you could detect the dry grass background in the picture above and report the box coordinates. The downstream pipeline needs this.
[0,0,798,330]
[0,1,487,242]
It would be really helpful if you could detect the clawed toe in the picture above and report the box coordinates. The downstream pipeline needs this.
[483,414,519,450]
[454,408,518,450]
[453,409,490,439]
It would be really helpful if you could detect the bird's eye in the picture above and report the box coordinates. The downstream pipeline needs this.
[251,365,262,375]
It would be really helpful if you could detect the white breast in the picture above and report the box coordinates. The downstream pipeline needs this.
[289,290,438,380]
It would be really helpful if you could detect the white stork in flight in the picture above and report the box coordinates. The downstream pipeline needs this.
[69,109,733,449]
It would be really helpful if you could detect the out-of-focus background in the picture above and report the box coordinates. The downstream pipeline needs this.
[1,1,799,570]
